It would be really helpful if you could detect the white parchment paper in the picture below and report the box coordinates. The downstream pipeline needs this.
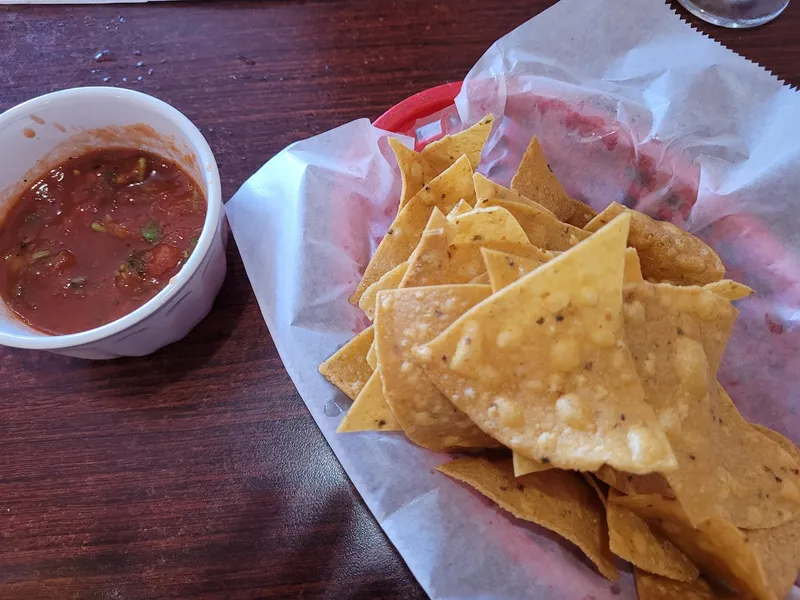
[227,0,800,597]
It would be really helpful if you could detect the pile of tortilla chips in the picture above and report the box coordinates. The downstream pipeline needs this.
[319,118,800,600]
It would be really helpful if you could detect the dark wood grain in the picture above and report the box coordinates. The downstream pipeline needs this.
[0,1,799,598]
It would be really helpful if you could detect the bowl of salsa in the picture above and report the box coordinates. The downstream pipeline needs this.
[0,87,226,359]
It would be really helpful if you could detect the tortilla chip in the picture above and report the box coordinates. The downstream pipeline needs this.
[401,209,553,289]
[481,247,552,292]
[480,246,576,478]
[351,156,475,303]
[745,516,800,600]
[612,493,798,600]
[635,570,737,600]
[482,246,647,484]
[585,202,724,286]
[751,424,800,464]
[337,369,401,432]
[417,213,677,474]
[388,137,430,210]
[447,199,473,218]
[425,203,453,234]
[510,137,596,225]
[399,210,472,287]
[359,262,409,321]
[567,200,599,229]
[704,279,754,301]
[512,452,553,477]
[622,282,799,529]
[422,115,493,173]
[389,116,492,212]
[607,489,699,581]
[714,385,800,527]
[366,340,377,370]
[474,172,557,215]
[623,247,644,283]
[439,456,618,579]
[449,206,530,245]
[581,473,607,504]
[318,326,375,400]
[474,171,597,229]
[476,197,589,251]
[480,247,656,483]
[470,273,490,284]
[481,242,557,261]
[375,285,498,451]
[612,494,767,597]
[594,465,675,499]
[402,238,484,287]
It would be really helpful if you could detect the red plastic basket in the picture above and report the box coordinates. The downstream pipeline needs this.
[373,82,462,141]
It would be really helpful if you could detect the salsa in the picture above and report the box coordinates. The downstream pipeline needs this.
[0,149,206,335]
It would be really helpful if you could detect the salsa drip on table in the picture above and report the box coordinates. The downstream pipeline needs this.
[0,149,207,335]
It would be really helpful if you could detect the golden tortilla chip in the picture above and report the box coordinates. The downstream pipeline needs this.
[475,171,597,229]
[473,172,557,215]
[319,326,375,400]
[359,262,409,321]
[481,247,552,292]
[366,340,377,370]
[635,570,737,600]
[388,137,431,210]
[612,493,799,600]
[337,369,401,433]
[715,385,800,526]
[594,465,675,499]
[375,285,498,451]
[390,116,492,212]
[482,246,644,482]
[481,246,651,482]
[480,247,578,479]
[417,213,677,474]
[422,115,493,173]
[402,239,486,287]
[401,208,553,289]
[607,489,699,582]
[449,206,530,245]
[585,202,725,286]
[470,273,490,284]
[704,279,754,301]
[351,156,475,303]
[476,197,589,251]
[512,452,553,477]
[751,424,800,464]
[439,456,618,580]
[428,202,453,230]
[623,282,799,529]
[567,200,599,229]
[510,137,597,225]
[447,199,473,218]
[745,517,800,600]
[581,473,607,505]
[399,209,474,287]
[623,247,644,283]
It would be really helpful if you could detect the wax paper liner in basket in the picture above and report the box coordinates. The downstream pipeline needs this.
[226,0,800,598]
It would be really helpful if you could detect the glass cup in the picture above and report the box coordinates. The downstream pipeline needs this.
[678,0,790,27]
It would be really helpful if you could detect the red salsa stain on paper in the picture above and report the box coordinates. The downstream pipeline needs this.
[0,149,206,335]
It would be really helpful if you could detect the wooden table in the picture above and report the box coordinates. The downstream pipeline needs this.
[1,2,798,598]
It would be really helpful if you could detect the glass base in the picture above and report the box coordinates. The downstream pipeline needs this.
[678,0,790,27]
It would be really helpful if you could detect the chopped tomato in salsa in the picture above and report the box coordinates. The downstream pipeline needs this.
[0,149,206,335]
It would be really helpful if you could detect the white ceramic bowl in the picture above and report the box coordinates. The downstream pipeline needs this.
[0,87,226,359]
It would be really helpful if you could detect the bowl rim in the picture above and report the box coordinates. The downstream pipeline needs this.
[0,86,222,351]
[373,81,462,138]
